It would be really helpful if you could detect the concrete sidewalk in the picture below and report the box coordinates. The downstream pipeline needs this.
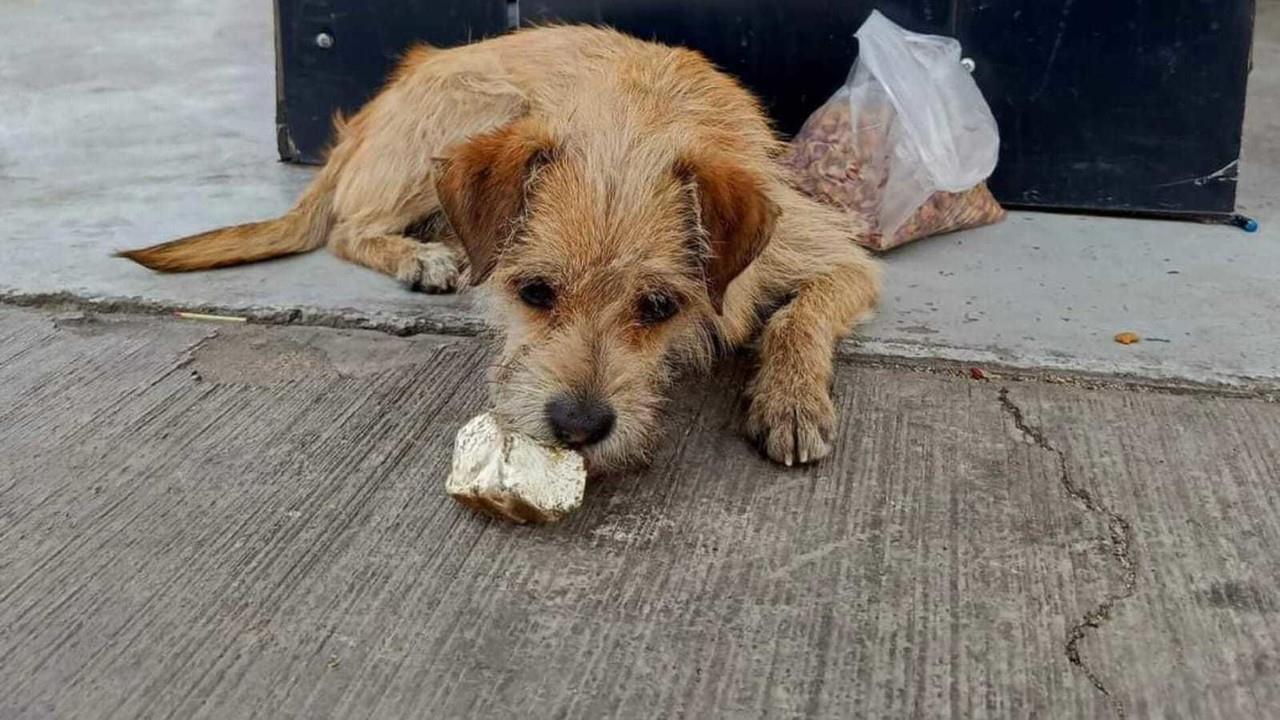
[3,0,1280,717]
[2,305,1278,719]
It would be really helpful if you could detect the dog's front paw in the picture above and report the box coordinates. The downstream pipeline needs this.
[746,384,835,467]
[400,244,461,294]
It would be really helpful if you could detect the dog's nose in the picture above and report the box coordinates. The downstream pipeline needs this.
[545,394,616,447]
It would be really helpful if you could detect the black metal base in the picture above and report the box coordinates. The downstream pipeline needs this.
[275,0,1254,218]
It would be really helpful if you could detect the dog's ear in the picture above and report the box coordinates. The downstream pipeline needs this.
[435,118,557,284]
[677,152,779,313]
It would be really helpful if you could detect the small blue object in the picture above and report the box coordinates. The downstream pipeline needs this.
[1230,214,1259,233]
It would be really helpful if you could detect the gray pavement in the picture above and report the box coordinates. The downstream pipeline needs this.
[4,0,1280,717]
[1,305,1278,719]
[2,0,1279,389]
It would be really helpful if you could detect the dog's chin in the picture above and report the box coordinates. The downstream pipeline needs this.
[576,435,652,477]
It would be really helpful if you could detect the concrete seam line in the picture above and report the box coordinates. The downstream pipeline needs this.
[5,289,1280,400]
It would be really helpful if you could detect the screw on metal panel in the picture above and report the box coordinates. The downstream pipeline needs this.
[315,32,334,49]
[961,57,976,72]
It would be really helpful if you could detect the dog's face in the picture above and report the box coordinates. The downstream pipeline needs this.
[437,118,777,471]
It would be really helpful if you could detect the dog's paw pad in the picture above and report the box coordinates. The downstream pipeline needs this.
[401,245,461,294]
[746,389,835,467]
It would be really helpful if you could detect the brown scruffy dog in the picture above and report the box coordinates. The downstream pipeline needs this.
[120,25,880,471]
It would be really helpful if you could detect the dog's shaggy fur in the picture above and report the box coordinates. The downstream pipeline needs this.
[120,25,880,471]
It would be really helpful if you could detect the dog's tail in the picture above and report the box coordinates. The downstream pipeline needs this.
[117,169,338,272]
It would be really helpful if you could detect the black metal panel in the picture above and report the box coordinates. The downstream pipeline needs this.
[274,0,1253,217]
[520,1,952,137]
[274,0,509,164]
[956,0,1254,215]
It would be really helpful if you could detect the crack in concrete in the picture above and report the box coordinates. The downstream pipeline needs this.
[998,387,1138,719]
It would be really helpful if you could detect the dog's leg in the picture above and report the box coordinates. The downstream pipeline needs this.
[329,226,463,293]
[329,204,464,292]
[738,187,880,465]
[324,52,528,291]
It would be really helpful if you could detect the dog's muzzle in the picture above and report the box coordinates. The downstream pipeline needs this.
[544,394,616,448]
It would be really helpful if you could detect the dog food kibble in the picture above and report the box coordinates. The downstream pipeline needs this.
[783,97,1005,251]
[1114,331,1141,345]
[446,413,586,524]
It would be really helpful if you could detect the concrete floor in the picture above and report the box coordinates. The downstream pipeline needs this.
[2,306,1279,719]
[3,2,1280,719]
[2,0,1278,389]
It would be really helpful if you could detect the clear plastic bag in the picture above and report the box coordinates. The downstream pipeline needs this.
[785,11,1005,250]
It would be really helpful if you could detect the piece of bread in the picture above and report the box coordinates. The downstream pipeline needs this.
[446,413,586,524]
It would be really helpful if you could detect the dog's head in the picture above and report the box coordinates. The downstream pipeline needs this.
[436,117,777,471]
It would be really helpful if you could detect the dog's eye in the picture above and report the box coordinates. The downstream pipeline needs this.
[517,279,556,310]
[638,293,680,325]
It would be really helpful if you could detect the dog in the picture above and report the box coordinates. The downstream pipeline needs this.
[120,25,880,472]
